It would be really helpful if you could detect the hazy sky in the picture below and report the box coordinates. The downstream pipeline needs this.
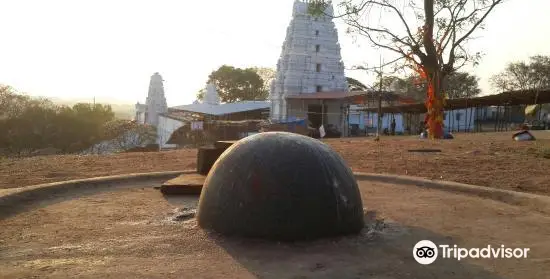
[1,0,549,106]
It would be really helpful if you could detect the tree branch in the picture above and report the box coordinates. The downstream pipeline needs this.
[348,56,406,72]
[452,0,503,54]
[422,0,438,68]
[372,0,418,48]
[346,19,411,57]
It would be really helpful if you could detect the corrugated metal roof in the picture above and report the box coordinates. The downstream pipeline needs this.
[285,91,365,99]
[170,101,270,116]
[362,90,550,114]
[159,111,202,122]
[284,90,417,103]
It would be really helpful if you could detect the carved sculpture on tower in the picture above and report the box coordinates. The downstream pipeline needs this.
[135,72,168,126]
[270,0,348,121]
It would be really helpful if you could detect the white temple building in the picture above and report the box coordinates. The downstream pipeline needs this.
[270,0,348,131]
[155,82,270,149]
[135,72,168,127]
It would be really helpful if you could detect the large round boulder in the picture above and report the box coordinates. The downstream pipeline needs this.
[197,132,364,241]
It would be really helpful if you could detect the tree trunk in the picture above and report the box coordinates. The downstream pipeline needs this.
[421,0,445,139]
[425,69,445,139]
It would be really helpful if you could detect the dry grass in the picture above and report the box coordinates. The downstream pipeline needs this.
[1,131,549,195]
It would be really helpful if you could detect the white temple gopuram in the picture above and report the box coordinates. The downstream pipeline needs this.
[135,72,168,126]
[270,0,348,124]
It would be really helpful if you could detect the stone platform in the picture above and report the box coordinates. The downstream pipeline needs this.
[160,173,205,195]
[2,177,549,279]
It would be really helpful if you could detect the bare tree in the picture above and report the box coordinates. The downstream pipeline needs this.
[102,119,157,151]
[490,55,550,92]
[309,0,504,138]
[346,77,370,91]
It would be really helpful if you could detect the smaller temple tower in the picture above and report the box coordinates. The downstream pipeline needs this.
[203,82,220,105]
[135,72,168,126]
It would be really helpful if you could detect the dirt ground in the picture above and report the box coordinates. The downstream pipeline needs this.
[1,131,549,194]
[1,179,549,279]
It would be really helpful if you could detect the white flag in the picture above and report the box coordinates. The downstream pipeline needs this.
[319,125,326,138]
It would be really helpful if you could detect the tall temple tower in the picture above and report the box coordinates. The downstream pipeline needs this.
[270,0,348,121]
[135,72,168,126]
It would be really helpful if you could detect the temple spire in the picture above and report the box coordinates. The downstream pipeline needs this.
[204,82,220,105]
[136,72,168,126]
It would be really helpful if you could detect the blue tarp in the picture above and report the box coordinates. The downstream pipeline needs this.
[277,118,306,126]
[274,118,307,132]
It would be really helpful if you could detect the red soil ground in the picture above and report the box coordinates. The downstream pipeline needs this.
[1,131,549,195]
[2,180,549,278]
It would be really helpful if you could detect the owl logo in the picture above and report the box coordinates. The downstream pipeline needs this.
[413,240,438,265]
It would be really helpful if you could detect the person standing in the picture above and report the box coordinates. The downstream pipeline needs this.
[390,118,396,135]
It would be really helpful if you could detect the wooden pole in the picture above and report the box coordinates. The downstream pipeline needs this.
[494,106,500,132]
[376,58,383,139]
[475,106,479,132]
[471,107,474,132]
[507,105,512,131]
[302,99,305,120]
[321,100,324,127]
[347,105,351,137]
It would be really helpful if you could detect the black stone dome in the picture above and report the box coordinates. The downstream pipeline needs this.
[197,132,364,241]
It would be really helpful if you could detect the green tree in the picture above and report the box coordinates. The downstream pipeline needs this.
[0,86,61,155]
[0,85,32,119]
[490,55,550,92]
[373,71,480,100]
[55,103,115,152]
[346,77,369,91]
[0,86,118,156]
[0,102,58,155]
[373,75,425,101]
[196,65,268,103]
[251,67,277,92]
[445,72,481,99]
[373,76,405,91]
[196,88,206,102]
[309,0,504,138]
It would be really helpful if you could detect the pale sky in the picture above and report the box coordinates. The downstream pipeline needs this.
[1,0,549,106]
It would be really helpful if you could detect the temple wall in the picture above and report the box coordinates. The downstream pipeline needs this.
[286,98,346,132]
[157,115,184,149]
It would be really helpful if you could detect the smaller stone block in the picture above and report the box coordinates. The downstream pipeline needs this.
[197,146,226,175]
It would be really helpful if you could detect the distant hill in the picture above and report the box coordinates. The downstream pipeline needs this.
[48,97,135,120]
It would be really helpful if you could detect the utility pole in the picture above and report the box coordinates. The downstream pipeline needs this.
[376,56,383,140]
